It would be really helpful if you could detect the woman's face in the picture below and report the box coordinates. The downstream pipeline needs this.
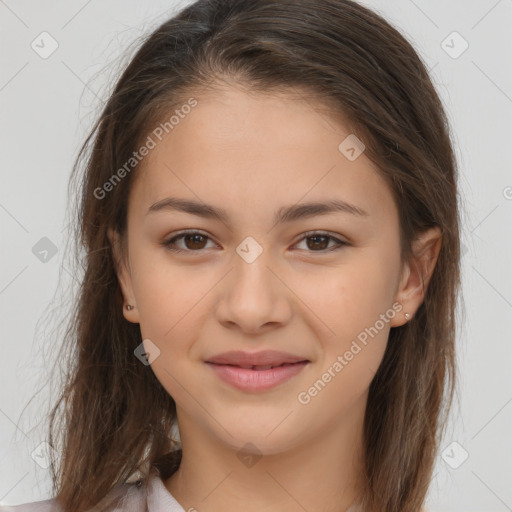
[113,84,420,455]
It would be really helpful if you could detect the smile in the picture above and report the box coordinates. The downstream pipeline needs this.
[205,361,309,392]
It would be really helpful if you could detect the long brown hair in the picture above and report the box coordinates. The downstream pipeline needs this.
[45,1,462,510]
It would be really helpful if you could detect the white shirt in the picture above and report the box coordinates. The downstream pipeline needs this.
[0,470,184,512]
[0,469,361,512]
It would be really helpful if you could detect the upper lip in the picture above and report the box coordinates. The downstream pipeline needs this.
[205,350,309,367]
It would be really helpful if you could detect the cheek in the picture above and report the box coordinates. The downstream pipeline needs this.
[128,245,199,343]
[292,253,397,386]
[136,275,203,345]
[294,267,393,416]
[294,251,399,334]
[132,263,208,404]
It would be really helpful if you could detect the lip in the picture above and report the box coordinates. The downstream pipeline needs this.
[205,350,309,367]
[206,361,309,392]
[204,350,310,392]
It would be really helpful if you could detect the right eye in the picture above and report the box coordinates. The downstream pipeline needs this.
[162,230,217,254]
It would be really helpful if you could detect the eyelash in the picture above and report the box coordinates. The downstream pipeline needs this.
[161,230,350,254]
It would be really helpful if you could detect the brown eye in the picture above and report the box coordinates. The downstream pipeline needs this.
[182,233,208,250]
[305,235,330,251]
[294,232,349,252]
[163,231,215,253]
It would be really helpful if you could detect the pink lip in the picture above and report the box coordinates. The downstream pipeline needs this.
[206,361,309,392]
[205,350,309,367]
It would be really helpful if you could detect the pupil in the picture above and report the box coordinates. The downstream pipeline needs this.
[307,235,328,250]
[186,234,206,250]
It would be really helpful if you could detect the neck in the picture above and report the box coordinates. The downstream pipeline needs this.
[164,398,366,512]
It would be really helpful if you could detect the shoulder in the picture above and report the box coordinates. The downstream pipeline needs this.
[0,480,145,512]
[347,502,431,512]
[0,499,58,512]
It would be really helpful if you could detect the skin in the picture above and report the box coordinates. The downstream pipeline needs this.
[109,82,441,512]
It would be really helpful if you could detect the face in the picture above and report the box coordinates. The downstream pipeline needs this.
[111,84,435,456]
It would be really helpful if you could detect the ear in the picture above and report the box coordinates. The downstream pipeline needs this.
[389,226,442,327]
[108,228,140,324]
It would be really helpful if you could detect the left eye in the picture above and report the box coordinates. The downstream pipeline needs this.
[294,232,348,252]
[162,231,349,254]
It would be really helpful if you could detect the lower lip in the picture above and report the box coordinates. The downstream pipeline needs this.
[206,361,309,392]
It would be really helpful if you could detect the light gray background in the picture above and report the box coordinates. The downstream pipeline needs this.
[1,1,511,510]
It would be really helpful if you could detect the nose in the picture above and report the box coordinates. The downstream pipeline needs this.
[214,249,293,335]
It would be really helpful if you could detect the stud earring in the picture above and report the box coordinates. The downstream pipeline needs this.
[404,312,410,320]
[126,304,135,311]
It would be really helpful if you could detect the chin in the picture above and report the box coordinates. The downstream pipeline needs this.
[215,426,299,457]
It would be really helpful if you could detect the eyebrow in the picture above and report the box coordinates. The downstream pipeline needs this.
[147,196,369,225]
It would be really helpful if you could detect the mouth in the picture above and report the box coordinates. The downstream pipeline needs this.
[207,361,308,370]
[205,360,310,392]
[205,349,310,367]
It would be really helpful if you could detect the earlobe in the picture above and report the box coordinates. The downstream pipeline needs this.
[107,228,140,324]
[390,227,442,327]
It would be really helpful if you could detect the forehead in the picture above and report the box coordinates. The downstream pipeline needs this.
[128,84,397,229]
